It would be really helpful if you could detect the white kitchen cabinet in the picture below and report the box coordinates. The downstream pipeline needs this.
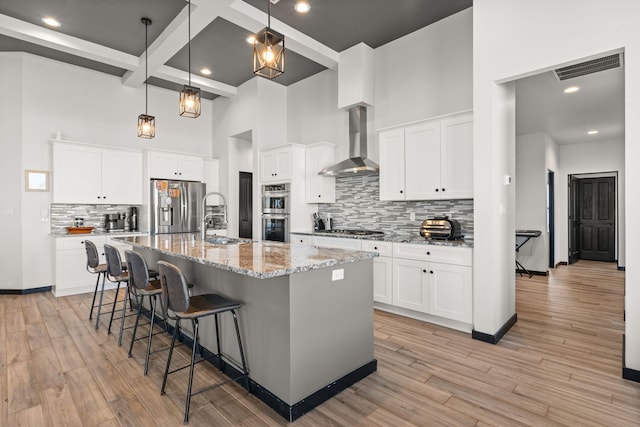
[148,151,204,182]
[313,236,362,250]
[362,240,393,305]
[260,146,297,183]
[305,142,336,203]
[290,233,313,245]
[53,235,135,297]
[53,142,143,205]
[392,242,472,322]
[379,112,473,201]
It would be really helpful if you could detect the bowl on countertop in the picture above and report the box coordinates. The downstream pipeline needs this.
[66,226,94,234]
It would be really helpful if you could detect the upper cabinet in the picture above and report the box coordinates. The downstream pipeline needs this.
[305,142,336,203]
[379,112,473,201]
[52,142,143,205]
[148,151,204,182]
[260,145,304,183]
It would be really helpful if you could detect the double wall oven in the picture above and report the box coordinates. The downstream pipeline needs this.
[262,183,290,242]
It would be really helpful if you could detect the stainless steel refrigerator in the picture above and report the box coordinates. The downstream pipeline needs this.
[150,179,205,234]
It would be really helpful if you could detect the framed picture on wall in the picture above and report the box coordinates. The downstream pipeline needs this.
[25,170,50,192]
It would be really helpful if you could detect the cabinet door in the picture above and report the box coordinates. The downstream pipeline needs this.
[178,155,204,182]
[428,263,472,322]
[101,149,143,205]
[53,143,102,204]
[392,258,429,312]
[54,236,106,297]
[373,256,393,304]
[405,120,441,200]
[305,144,336,203]
[379,128,406,201]
[148,151,179,180]
[274,149,292,181]
[440,114,473,199]
[260,151,277,182]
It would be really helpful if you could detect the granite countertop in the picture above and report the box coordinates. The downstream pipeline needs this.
[50,230,149,238]
[291,230,474,248]
[116,233,377,279]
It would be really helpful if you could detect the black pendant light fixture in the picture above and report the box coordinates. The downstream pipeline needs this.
[252,0,284,79]
[179,0,201,117]
[138,17,155,139]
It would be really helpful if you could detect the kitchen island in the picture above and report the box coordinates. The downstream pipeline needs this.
[117,234,377,421]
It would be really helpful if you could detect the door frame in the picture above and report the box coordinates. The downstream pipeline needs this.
[547,170,555,268]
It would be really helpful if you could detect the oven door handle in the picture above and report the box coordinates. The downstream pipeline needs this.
[262,214,289,220]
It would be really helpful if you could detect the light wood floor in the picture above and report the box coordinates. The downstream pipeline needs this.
[2,260,639,426]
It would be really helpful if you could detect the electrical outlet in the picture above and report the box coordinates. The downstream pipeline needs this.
[409,212,416,221]
[332,269,344,281]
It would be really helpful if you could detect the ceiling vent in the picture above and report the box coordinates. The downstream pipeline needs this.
[553,53,623,81]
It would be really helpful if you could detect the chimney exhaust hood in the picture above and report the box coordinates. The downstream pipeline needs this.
[319,105,379,176]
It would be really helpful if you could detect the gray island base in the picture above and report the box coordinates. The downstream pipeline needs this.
[118,234,377,421]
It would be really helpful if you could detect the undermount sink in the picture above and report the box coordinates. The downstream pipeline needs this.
[205,236,243,245]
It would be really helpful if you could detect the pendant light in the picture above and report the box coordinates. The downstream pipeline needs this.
[179,0,201,117]
[138,17,155,139]
[252,0,284,79]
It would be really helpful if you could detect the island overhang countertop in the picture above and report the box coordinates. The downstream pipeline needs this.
[117,233,378,279]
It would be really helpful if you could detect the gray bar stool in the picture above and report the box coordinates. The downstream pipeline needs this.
[124,250,165,375]
[84,240,108,328]
[157,260,249,425]
[104,244,134,345]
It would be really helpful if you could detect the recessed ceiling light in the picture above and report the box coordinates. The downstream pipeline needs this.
[42,17,61,27]
[564,86,580,93]
[246,35,256,45]
[295,1,311,13]
[587,130,599,135]
[200,68,212,76]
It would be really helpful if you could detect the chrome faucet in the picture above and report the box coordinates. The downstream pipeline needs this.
[201,192,228,240]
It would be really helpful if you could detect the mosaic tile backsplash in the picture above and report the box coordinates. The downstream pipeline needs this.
[316,174,474,239]
[50,204,138,234]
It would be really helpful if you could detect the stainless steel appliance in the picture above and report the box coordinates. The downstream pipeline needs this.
[262,183,290,242]
[104,213,124,232]
[419,216,463,240]
[150,179,205,234]
[262,183,290,214]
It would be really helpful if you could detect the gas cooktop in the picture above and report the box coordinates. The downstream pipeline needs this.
[315,229,385,237]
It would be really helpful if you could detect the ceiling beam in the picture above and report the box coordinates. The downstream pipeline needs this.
[0,14,138,69]
[155,65,237,98]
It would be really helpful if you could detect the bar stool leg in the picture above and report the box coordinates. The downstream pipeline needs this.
[231,309,250,392]
[184,319,199,424]
[108,282,122,334]
[144,296,157,376]
[128,295,145,358]
[214,313,223,369]
[95,273,107,330]
[89,271,103,320]
[117,286,130,346]
[162,319,180,395]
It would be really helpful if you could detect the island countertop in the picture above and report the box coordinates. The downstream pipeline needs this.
[116,233,377,279]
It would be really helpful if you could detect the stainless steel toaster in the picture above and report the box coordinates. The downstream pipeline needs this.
[419,216,463,240]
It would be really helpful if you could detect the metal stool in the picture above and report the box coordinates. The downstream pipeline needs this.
[84,240,108,327]
[104,244,135,345]
[157,260,249,425]
[124,250,165,375]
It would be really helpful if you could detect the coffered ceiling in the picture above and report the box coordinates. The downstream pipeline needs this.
[0,0,473,99]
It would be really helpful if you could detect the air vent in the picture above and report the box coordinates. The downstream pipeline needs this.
[553,54,622,81]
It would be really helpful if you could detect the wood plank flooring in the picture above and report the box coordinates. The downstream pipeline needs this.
[1,260,639,426]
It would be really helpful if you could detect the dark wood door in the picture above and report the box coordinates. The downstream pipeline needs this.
[568,175,580,264]
[239,172,253,239]
[577,177,615,262]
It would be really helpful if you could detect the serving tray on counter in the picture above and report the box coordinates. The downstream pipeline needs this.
[66,226,94,234]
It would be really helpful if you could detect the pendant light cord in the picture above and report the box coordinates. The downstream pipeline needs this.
[267,0,271,28]
[188,0,192,86]
[145,19,148,115]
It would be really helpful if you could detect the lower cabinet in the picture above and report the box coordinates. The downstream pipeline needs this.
[53,235,134,297]
[361,240,393,305]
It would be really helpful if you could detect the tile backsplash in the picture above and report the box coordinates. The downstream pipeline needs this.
[50,204,137,234]
[317,174,473,239]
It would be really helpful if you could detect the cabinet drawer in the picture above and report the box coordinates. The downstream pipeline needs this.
[56,235,105,251]
[394,243,471,266]
[313,236,362,250]
[361,240,393,256]
[290,234,313,245]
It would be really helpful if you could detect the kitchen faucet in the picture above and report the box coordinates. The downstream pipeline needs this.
[201,191,228,240]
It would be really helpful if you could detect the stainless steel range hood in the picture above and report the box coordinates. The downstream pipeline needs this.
[319,106,379,176]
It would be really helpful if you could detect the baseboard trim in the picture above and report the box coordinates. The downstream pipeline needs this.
[555,261,568,268]
[0,286,52,295]
[618,266,626,271]
[472,313,518,344]
[147,311,377,422]
[622,334,640,382]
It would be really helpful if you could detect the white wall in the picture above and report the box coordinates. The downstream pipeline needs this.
[516,133,548,273]
[4,52,213,289]
[474,0,640,371]
[0,53,23,289]
[556,139,625,266]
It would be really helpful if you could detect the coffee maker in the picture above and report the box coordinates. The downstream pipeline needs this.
[104,213,124,232]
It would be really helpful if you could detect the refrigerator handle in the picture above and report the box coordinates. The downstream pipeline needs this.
[182,182,188,231]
